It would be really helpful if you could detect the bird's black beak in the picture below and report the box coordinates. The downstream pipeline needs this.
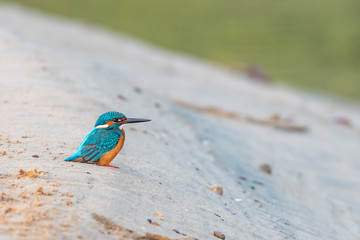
[121,118,151,124]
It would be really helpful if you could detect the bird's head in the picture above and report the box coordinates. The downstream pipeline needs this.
[95,111,150,129]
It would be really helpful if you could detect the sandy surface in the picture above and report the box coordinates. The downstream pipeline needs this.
[0,4,360,240]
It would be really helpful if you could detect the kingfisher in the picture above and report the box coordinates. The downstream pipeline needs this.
[64,111,150,168]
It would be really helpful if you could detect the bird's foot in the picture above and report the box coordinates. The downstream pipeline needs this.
[104,164,119,169]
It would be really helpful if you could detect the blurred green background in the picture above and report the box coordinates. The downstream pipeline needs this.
[2,0,360,100]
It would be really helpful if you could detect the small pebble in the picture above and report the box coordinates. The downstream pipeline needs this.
[134,87,142,93]
[213,231,225,240]
[259,163,272,175]
[151,221,160,226]
[209,185,223,196]
[117,94,127,101]
[334,117,352,127]
[238,176,247,181]
[155,212,164,220]
[32,155,39,158]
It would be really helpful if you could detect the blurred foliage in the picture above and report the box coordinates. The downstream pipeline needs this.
[2,0,360,99]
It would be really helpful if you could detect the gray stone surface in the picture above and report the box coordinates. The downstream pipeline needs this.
[0,4,359,240]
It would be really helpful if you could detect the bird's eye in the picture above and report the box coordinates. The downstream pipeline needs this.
[113,118,119,122]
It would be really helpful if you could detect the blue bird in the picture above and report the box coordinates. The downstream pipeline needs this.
[65,111,150,168]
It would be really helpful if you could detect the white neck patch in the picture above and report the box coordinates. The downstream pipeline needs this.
[96,124,109,129]
[119,125,123,130]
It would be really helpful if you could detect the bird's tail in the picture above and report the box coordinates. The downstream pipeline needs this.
[64,153,82,162]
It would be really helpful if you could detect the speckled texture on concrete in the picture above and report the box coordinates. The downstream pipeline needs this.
[0,4,359,240]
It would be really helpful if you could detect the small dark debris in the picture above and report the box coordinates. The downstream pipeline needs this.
[253,180,264,186]
[213,231,225,240]
[147,219,152,224]
[195,167,200,171]
[154,103,161,108]
[334,117,352,128]
[143,130,148,134]
[259,163,272,175]
[129,127,136,131]
[117,94,127,101]
[173,229,187,236]
[274,124,308,132]
[214,213,221,218]
[86,172,91,174]
[251,186,255,190]
[245,64,271,84]
[151,221,160,226]
[254,200,262,208]
[32,155,39,158]
[134,87,142,94]
[238,176,247,181]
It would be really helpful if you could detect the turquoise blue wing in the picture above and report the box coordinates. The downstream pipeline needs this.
[65,128,121,163]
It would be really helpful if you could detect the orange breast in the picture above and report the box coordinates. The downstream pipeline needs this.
[97,129,125,166]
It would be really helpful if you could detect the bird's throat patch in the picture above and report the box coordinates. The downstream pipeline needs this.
[96,124,109,129]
